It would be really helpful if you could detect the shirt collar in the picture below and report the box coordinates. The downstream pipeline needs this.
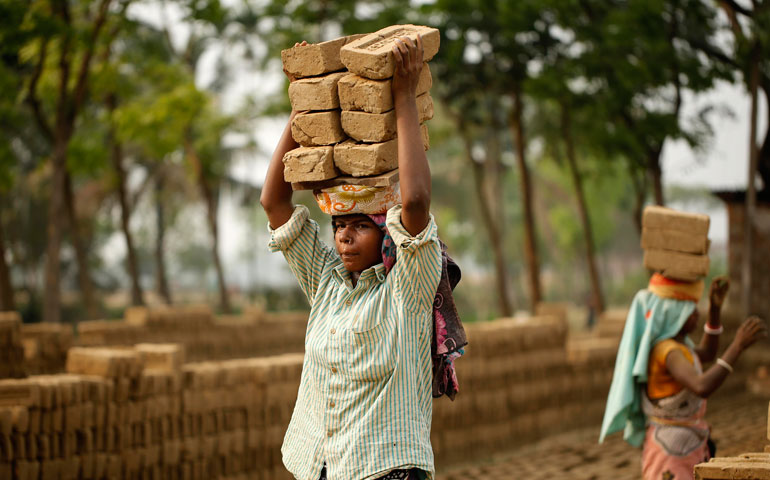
[332,263,387,288]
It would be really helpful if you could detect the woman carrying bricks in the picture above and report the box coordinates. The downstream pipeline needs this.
[261,34,464,480]
[600,275,766,480]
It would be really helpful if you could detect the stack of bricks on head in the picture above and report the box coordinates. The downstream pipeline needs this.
[692,402,770,479]
[281,24,439,191]
[641,206,710,282]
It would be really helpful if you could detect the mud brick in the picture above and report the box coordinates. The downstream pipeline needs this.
[338,65,432,113]
[0,462,8,479]
[694,458,770,479]
[105,454,121,479]
[61,431,76,459]
[36,433,50,459]
[768,401,770,441]
[644,249,710,281]
[162,440,181,465]
[63,405,81,431]
[341,93,433,142]
[135,344,185,374]
[0,380,40,407]
[16,459,40,480]
[281,34,364,79]
[80,454,94,479]
[27,409,40,434]
[78,428,93,453]
[40,458,62,480]
[0,409,10,436]
[643,205,709,235]
[11,432,25,459]
[341,25,440,80]
[288,71,347,111]
[0,434,11,462]
[25,434,37,460]
[282,146,338,182]
[291,110,346,147]
[334,124,429,177]
[10,406,29,434]
[80,403,93,430]
[641,227,709,255]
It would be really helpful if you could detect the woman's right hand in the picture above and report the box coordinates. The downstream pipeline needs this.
[733,316,768,351]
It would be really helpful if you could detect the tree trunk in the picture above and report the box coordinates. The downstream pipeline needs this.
[743,45,760,316]
[0,215,15,311]
[649,155,665,206]
[184,134,231,313]
[757,81,770,192]
[510,85,542,311]
[110,130,144,306]
[561,104,605,315]
[459,127,513,317]
[64,171,100,320]
[154,174,172,305]
[43,142,68,323]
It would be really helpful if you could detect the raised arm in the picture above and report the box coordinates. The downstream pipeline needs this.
[694,276,729,362]
[260,41,308,229]
[391,35,430,236]
[668,316,767,398]
[260,109,298,229]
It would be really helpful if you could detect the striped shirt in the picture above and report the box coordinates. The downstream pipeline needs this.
[268,204,442,480]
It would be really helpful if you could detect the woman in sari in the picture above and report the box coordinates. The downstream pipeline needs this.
[600,274,766,480]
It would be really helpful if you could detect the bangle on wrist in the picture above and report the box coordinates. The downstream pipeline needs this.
[716,358,734,373]
[704,323,724,335]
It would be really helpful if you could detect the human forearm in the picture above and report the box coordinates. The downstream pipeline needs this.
[260,111,298,229]
[692,341,741,397]
[395,96,430,232]
[696,306,722,362]
[391,35,430,236]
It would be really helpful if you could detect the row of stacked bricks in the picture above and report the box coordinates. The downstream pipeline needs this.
[281,24,439,185]
[642,206,710,281]
[431,314,615,466]
[75,306,307,364]
[0,342,303,480]
[693,401,770,479]
[1,312,26,379]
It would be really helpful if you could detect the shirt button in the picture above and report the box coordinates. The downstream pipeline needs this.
[327,431,333,437]
[331,367,337,373]
[330,328,336,334]
[329,401,335,408]
[345,300,352,307]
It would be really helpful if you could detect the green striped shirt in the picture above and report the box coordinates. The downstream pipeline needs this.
[268,204,442,480]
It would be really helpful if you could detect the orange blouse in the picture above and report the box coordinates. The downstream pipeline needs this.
[647,339,695,400]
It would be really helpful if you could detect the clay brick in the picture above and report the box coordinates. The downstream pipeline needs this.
[341,93,433,142]
[641,227,709,254]
[644,249,710,281]
[288,72,347,111]
[291,111,346,146]
[340,25,440,79]
[338,64,432,113]
[135,344,185,373]
[643,205,710,236]
[281,34,365,79]
[0,380,39,407]
[334,124,429,177]
[282,146,338,183]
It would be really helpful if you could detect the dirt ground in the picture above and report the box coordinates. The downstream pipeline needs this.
[439,389,769,480]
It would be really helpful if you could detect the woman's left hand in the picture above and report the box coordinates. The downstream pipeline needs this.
[709,276,730,310]
[391,35,424,102]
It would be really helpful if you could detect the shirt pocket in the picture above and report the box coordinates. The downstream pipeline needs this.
[347,315,398,383]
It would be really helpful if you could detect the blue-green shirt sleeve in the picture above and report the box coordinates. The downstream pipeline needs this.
[385,205,442,313]
[268,205,338,305]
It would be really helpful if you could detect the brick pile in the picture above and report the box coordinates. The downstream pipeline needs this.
[282,24,439,191]
[694,401,770,479]
[0,343,303,480]
[642,205,711,281]
[431,315,615,466]
[20,323,73,375]
[72,307,307,366]
[0,312,26,379]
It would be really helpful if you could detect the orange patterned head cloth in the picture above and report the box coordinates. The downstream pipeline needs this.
[648,273,704,302]
[313,183,401,215]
